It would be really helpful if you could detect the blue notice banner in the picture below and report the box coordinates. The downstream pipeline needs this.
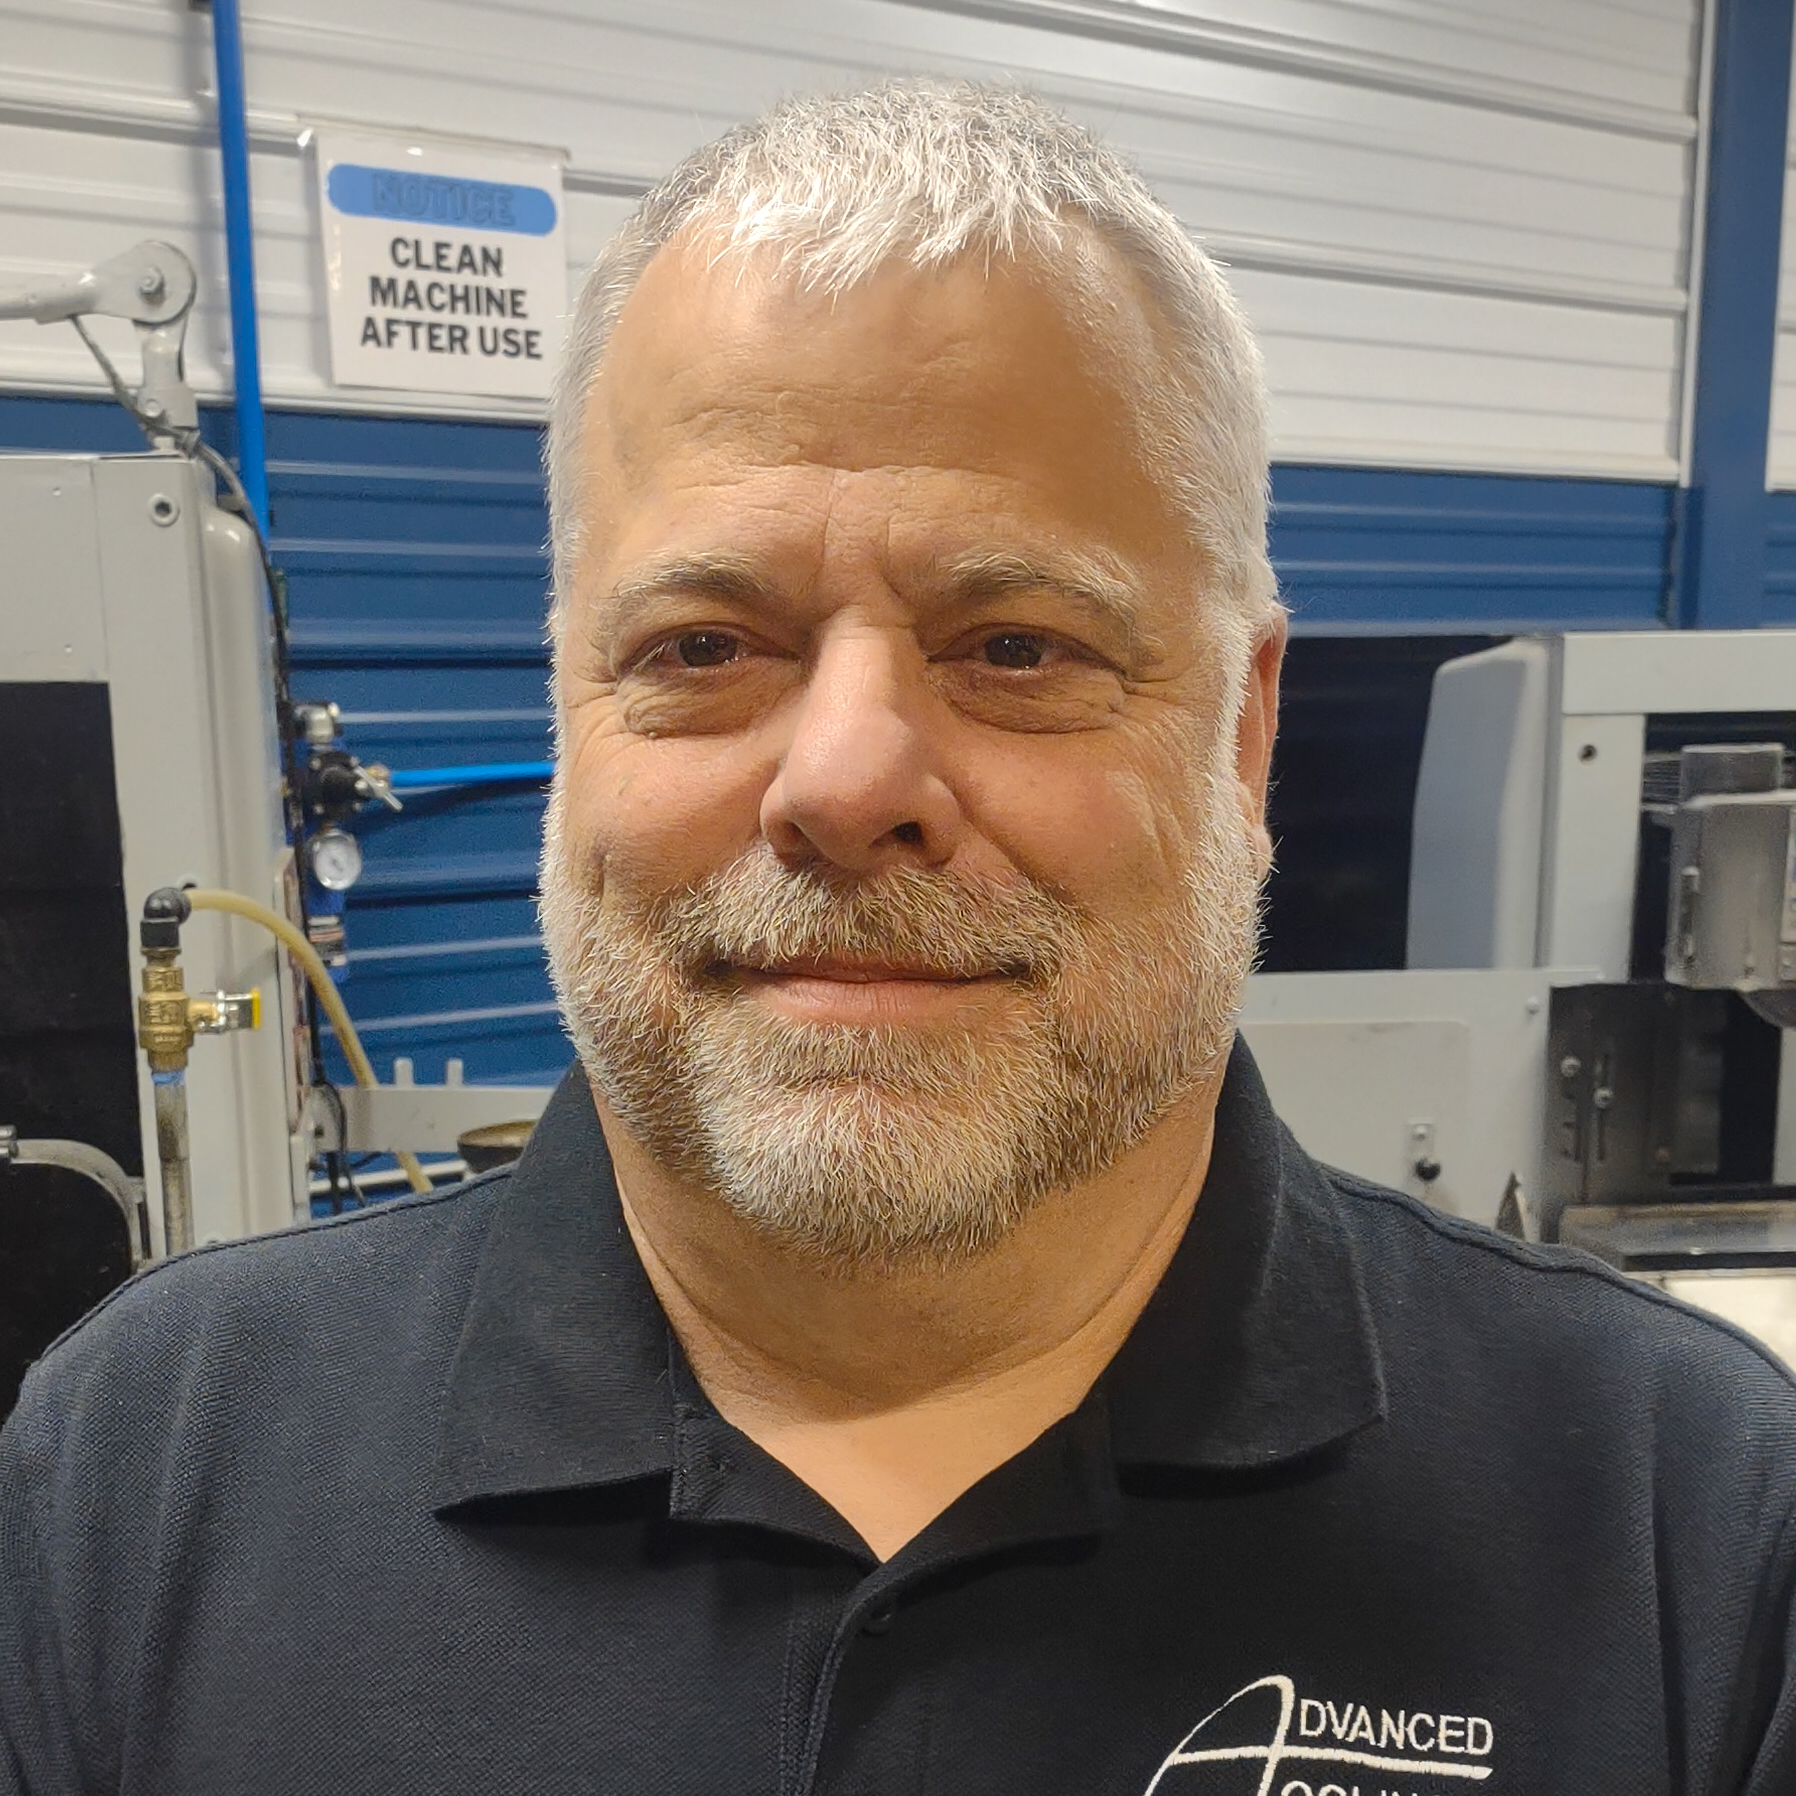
[327,163,558,236]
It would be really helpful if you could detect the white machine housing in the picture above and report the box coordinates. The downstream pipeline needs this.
[1,445,566,1247]
[1237,631,1796,1237]
[0,450,304,1248]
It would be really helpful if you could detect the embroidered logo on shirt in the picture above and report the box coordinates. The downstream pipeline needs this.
[1143,1674,1496,1794]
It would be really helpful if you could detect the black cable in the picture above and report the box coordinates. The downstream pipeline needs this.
[332,1080,365,1207]
[312,1078,365,1210]
[323,1135,345,1215]
[70,316,307,855]
[352,778,549,837]
[314,1078,345,1215]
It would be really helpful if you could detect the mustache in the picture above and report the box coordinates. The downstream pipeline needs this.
[643,850,1081,983]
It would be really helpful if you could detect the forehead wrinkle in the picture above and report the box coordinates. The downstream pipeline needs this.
[938,547,1164,665]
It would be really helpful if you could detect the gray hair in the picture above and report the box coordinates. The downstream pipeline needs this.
[547,79,1279,661]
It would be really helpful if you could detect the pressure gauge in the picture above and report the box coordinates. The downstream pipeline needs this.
[307,827,364,893]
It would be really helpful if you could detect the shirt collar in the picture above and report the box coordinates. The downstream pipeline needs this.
[1103,1035,1388,1468]
[431,1071,675,1510]
[431,1035,1386,1513]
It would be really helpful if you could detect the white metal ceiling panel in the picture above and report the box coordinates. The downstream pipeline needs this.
[0,0,1703,474]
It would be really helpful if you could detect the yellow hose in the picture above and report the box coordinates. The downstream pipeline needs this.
[185,888,432,1194]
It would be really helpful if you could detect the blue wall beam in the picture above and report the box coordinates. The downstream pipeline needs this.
[206,0,271,535]
[1678,0,1795,628]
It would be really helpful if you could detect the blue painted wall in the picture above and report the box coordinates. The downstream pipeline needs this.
[268,411,562,1085]
[1759,492,1796,627]
[0,394,1687,1085]
[1273,465,1672,633]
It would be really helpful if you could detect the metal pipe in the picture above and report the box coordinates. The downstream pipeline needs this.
[152,1071,194,1255]
[0,1128,149,1268]
[138,889,199,1256]
[205,0,271,534]
[387,761,554,791]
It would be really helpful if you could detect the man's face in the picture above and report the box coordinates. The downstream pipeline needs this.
[542,236,1282,1262]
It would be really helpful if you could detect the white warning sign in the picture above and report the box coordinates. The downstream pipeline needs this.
[310,127,566,401]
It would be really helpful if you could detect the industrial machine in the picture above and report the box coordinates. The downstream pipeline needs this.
[1243,630,1796,1360]
[0,241,545,1374]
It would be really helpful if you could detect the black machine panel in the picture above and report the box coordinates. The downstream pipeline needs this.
[0,681,137,1416]
[1261,635,1501,972]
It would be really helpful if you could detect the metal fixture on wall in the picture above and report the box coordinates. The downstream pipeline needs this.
[136,885,436,1237]
[134,888,261,1254]
[0,242,199,438]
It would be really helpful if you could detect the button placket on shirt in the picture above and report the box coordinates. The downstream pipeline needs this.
[663,1389,889,1796]
[793,1570,927,1796]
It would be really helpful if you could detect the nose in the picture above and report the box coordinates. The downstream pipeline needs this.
[760,628,962,874]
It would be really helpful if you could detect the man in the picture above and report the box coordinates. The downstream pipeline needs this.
[2,80,1793,1796]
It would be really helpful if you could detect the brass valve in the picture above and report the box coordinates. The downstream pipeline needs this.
[137,948,195,1073]
[191,991,261,1034]
[136,888,260,1071]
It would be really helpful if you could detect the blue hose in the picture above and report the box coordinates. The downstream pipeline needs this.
[207,0,271,535]
[387,761,554,791]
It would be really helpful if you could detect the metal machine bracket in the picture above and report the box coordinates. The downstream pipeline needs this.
[0,241,199,439]
[336,1058,552,1156]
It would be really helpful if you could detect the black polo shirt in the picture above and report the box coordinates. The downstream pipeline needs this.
[4,1040,1795,1795]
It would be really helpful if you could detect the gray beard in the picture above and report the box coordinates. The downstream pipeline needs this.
[538,764,1262,1267]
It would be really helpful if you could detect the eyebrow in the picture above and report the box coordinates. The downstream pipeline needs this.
[597,553,776,625]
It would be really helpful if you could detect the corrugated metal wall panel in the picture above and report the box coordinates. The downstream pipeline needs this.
[929,0,1699,118]
[1,0,1699,477]
[264,410,561,1085]
[1761,488,1796,620]
[1272,464,1674,630]
[1241,275,1683,477]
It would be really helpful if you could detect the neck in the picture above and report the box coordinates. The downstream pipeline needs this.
[598,1082,1220,1559]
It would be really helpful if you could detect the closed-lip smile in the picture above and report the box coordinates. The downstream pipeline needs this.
[721,956,1017,1023]
[738,957,994,983]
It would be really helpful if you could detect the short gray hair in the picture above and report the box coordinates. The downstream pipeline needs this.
[547,79,1279,658]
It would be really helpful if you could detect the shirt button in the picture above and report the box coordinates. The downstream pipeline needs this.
[861,1603,896,1636]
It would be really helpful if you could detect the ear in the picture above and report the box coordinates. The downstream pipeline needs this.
[1233,614,1287,875]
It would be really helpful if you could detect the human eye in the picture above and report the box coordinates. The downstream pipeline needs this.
[638,627,750,671]
[614,621,795,737]
[936,624,1124,732]
[978,630,1059,670]
[952,625,1107,674]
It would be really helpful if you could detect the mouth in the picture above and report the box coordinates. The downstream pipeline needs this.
[714,957,1020,1023]
[732,956,1001,983]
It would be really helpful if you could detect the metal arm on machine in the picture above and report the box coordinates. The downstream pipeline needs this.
[0,240,273,561]
[0,242,200,441]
